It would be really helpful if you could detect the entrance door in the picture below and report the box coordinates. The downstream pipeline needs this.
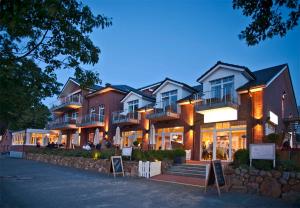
[216,132,229,160]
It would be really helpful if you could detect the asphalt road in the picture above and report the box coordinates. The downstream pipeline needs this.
[0,157,297,208]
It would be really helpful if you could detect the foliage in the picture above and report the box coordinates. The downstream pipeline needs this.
[0,0,111,130]
[233,0,300,45]
[132,149,185,162]
[252,159,273,171]
[233,149,249,167]
[277,160,300,171]
[99,149,114,159]
[133,141,139,147]
[264,133,281,145]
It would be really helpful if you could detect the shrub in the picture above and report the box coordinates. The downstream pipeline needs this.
[252,159,273,171]
[277,160,300,172]
[233,149,249,167]
[264,133,281,145]
[99,149,114,159]
[133,141,139,147]
[173,148,186,157]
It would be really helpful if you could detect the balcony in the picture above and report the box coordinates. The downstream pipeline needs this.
[112,110,140,125]
[194,88,239,113]
[194,88,238,123]
[77,114,105,128]
[48,117,77,130]
[146,102,180,121]
[51,94,82,113]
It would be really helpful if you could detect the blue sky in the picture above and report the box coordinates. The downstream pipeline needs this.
[45,0,300,106]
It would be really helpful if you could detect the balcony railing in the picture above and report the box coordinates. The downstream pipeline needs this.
[112,110,140,125]
[146,102,180,121]
[194,87,238,112]
[77,114,105,128]
[48,117,77,130]
[51,94,82,112]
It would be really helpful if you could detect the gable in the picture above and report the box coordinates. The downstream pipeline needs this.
[59,79,81,98]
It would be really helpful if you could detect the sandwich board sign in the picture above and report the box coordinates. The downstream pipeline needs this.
[205,160,228,196]
[249,143,275,168]
[110,156,124,178]
[122,147,133,160]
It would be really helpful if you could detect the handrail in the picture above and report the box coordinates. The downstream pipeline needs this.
[112,109,139,122]
[48,117,77,126]
[194,87,238,107]
[149,101,179,114]
[78,113,104,124]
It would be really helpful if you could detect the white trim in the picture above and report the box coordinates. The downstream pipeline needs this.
[120,91,143,103]
[198,64,254,83]
[266,66,287,87]
[59,79,80,97]
[152,80,183,94]
[139,82,162,91]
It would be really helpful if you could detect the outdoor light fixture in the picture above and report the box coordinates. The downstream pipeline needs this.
[189,125,194,130]
[145,129,150,134]
[104,131,108,136]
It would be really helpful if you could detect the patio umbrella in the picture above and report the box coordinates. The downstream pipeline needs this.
[161,132,165,150]
[114,126,121,145]
[57,131,62,144]
[149,124,156,147]
[72,131,79,145]
[43,135,49,146]
[94,128,100,145]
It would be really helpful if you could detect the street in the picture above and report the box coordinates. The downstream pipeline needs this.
[0,157,296,208]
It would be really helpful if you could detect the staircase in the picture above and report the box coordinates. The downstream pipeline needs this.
[151,163,207,187]
[165,164,207,178]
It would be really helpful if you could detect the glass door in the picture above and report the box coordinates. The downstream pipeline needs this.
[216,132,229,160]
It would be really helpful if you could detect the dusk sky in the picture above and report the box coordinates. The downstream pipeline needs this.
[45,0,300,106]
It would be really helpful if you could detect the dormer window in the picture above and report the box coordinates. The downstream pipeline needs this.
[210,76,234,99]
[161,90,178,109]
[128,100,139,113]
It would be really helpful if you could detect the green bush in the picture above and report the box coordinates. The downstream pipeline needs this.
[277,160,300,172]
[233,149,249,167]
[264,133,281,145]
[252,159,273,171]
[173,148,186,157]
[99,149,114,159]
[133,141,139,147]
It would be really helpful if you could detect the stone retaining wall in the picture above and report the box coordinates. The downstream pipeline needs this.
[225,166,300,203]
[26,153,172,177]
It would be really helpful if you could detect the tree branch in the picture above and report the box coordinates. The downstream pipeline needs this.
[15,30,49,60]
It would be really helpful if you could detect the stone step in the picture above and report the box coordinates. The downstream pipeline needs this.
[168,167,206,174]
[169,166,206,172]
[165,170,206,178]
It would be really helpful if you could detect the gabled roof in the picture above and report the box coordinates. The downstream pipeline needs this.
[177,84,203,104]
[69,78,102,91]
[237,64,288,91]
[138,81,162,91]
[121,90,156,103]
[152,77,197,94]
[87,84,137,97]
[197,61,256,82]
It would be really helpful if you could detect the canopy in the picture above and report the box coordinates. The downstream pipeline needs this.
[94,128,100,145]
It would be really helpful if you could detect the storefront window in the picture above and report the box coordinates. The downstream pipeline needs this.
[122,131,143,147]
[200,122,246,161]
[155,127,184,150]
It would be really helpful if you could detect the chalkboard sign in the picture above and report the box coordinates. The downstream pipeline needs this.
[205,160,227,196]
[111,156,124,178]
[212,161,225,186]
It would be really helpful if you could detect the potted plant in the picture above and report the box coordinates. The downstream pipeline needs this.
[173,148,186,164]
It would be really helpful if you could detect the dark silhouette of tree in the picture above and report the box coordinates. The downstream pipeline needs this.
[233,0,300,45]
[0,0,111,130]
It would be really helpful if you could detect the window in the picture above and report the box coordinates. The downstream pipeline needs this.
[99,104,105,122]
[161,90,178,110]
[90,107,95,114]
[210,76,234,99]
[71,112,78,120]
[128,100,139,113]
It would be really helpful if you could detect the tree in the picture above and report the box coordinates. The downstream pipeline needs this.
[233,0,300,45]
[0,0,112,130]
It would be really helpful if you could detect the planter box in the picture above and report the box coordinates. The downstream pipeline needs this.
[138,161,161,178]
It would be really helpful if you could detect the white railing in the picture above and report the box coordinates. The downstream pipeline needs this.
[146,101,179,119]
[78,113,105,125]
[51,94,82,109]
[112,110,140,124]
[48,117,77,128]
[194,87,238,109]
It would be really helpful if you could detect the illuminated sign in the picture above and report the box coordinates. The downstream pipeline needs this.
[269,111,278,125]
[199,107,238,123]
